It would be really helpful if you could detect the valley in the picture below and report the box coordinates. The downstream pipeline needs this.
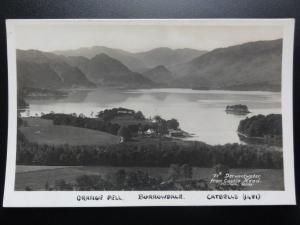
[17,39,283,94]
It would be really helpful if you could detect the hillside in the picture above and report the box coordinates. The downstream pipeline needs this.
[17,50,94,90]
[238,114,282,137]
[19,117,120,146]
[135,47,207,68]
[17,50,155,89]
[54,46,147,72]
[170,39,282,91]
[54,46,207,72]
[75,53,155,88]
[19,39,283,92]
[142,65,174,85]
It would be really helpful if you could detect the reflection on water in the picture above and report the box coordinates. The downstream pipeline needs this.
[21,88,281,145]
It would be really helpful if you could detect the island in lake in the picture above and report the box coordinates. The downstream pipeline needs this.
[225,104,250,115]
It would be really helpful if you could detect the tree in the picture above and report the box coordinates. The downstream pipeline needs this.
[76,175,101,190]
[44,181,54,190]
[214,164,229,180]
[128,124,139,135]
[167,119,179,130]
[25,186,32,191]
[168,164,181,181]
[106,170,126,189]
[17,117,23,128]
[135,111,145,120]
[140,124,150,134]
[153,115,168,136]
[181,164,193,179]
[117,126,132,142]
[157,119,168,136]
[54,179,73,190]
[108,123,121,135]
[153,115,162,122]
[79,113,85,118]
[238,114,282,137]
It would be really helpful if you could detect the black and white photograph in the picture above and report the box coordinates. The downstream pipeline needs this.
[3,19,295,206]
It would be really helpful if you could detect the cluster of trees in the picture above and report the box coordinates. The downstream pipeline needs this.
[238,114,282,137]
[49,169,198,191]
[153,115,180,136]
[17,131,283,169]
[48,164,205,191]
[96,107,145,122]
[41,113,122,135]
[76,170,162,190]
[41,112,151,139]
[168,164,193,181]
[226,104,249,113]
[40,111,180,139]
[45,163,242,191]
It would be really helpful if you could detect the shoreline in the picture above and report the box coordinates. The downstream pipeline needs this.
[124,87,281,95]
[26,86,282,94]
[237,131,265,140]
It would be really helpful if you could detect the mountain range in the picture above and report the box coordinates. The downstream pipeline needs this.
[17,39,283,92]
[54,46,147,72]
[170,39,282,91]
[142,65,174,86]
[17,50,94,89]
[66,53,154,88]
[54,46,207,72]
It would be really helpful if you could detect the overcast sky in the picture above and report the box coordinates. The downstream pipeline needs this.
[14,20,283,52]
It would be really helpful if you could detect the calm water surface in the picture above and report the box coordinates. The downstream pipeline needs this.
[22,88,281,145]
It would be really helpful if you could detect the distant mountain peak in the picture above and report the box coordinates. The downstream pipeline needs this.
[17,49,94,89]
[135,47,207,68]
[89,53,131,73]
[142,65,173,85]
[53,46,147,72]
[144,47,173,52]
[92,52,114,60]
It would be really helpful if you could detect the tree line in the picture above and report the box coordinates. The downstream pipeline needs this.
[17,130,283,169]
[96,107,145,121]
[238,114,282,137]
[42,113,122,135]
[42,164,238,191]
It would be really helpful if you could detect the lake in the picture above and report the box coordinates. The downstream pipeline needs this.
[22,88,281,145]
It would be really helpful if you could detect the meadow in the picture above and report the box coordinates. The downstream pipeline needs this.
[19,117,120,146]
[15,165,284,191]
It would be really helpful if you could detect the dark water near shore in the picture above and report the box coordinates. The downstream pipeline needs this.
[22,88,281,145]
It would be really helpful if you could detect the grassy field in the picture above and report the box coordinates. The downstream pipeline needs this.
[20,117,120,146]
[15,165,284,191]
